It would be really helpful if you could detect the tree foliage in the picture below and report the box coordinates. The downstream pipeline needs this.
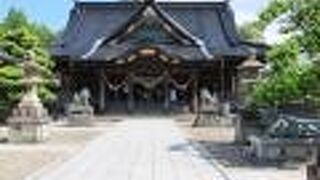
[254,0,319,54]
[238,21,263,42]
[0,9,55,48]
[248,0,320,108]
[0,8,56,120]
[251,39,303,106]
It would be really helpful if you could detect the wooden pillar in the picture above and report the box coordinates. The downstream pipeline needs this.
[99,71,106,112]
[59,70,72,115]
[128,74,134,113]
[191,72,201,126]
[232,67,237,99]
[164,73,170,112]
[192,73,199,113]
[220,57,225,100]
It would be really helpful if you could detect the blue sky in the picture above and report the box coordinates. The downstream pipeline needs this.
[0,0,270,30]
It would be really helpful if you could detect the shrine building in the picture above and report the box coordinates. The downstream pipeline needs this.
[52,0,266,114]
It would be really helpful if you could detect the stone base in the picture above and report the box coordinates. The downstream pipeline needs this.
[67,105,94,126]
[193,113,233,127]
[249,136,317,161]
[68,114,94,126]
[8,123,49,143]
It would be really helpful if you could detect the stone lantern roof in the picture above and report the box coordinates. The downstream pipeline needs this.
[237,54,264,70]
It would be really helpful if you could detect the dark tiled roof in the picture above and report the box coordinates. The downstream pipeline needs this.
[52,1,266,61]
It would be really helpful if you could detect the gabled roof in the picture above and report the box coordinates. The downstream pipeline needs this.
[52,1,266,61]
[100,1,197,46]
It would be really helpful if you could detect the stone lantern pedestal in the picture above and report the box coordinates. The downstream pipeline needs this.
[7,91,50,142]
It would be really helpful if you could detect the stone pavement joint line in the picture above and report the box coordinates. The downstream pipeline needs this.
[28,118,230,180]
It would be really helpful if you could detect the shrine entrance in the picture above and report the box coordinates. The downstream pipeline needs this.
[126,51,170,113]
[132,80,166,113]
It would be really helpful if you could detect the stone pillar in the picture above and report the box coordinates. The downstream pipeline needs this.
[233,113,244,143]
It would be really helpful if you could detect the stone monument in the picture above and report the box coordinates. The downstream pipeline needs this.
[7,52,50,143]
[67,88,94,126]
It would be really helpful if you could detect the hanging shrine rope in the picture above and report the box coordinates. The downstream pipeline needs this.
[105,77,128,92]
[169,77,192,91]
[131,74,166,89]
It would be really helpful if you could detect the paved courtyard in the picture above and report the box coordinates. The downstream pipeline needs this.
[28,117,229,180]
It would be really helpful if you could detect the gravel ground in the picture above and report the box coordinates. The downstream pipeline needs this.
[0,120,116,180]
[176,117,306,180]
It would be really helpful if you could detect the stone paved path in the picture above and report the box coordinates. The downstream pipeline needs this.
[28,117,230,180]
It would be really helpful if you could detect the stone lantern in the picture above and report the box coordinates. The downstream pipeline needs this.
[234,53,264,143]
[236,53,264,103]
[7,52,50,143]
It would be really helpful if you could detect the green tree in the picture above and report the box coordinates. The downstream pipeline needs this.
[248,0,320,107]
[238,21,263,41]
[1,8,55,48]
[251,39,303,106]
[299,56,320,106]
[257,0,320,55]
[1,8,29,30]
